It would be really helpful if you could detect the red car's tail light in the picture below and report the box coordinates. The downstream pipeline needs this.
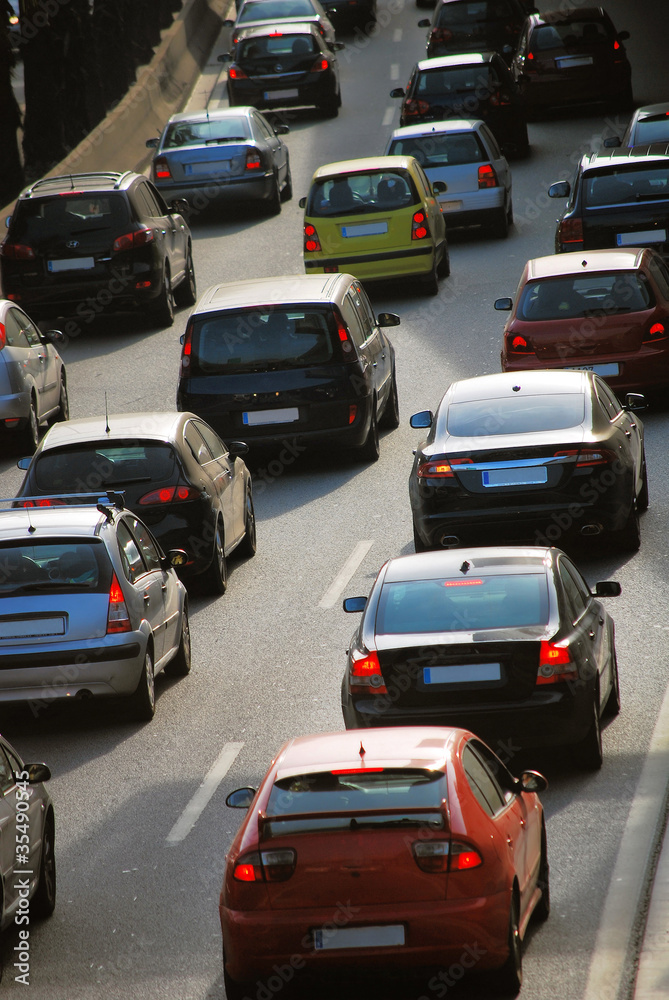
[0,242,35,260]
[107,573,131,634]
[245,149,262,171]
[414,841,450,873]
[554,448,616,467]
[304,223,321,252]
[416,458,472,478]
[138,485,202,506]
[310,56,329,72]
[478,164,498,189]
[557,217,584,247]
[411,210,430,241]
[536,640,577,685]
[153,157,172,180]
[643,320,667,343]
[113,228,155,252]
[233,849,296,882]
[348,649,388,695]
[507,333,533,353]
[450,841,483,870]
[228,66,248,80]
[233,851,264,882]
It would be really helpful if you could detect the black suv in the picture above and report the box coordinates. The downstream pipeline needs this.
[548,146,669,258]
[418,0,538,62]
[0,171,197,327]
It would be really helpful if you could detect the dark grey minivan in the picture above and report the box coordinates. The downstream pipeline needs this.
[176,274,400,461]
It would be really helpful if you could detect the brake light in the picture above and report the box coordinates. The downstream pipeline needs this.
[245,149,262,171]
[0,242,35,260]
[489,91,511,107]
[643,321,667,343]
[107,573,131,634]
[233,849,296,882]
[310,56,329,72]
[558,217,584,247]
[233,852,264,882]
[411,210,430,240]
[228,66,248,80]
[507,333,533,353]
[536,640,576,685]
[0,324,4,349]
[478,164,498,189]
[180,321,193,373]
[153,157,172,180]
[16,498,65,507]
[416,458,472,478]
[138,485,202,505]
[404,98,430,118]
[303,223,321,252]
[113,228,155,252]
[431,28,452,43]
[450,841,483,870]
[348,649,388,695]
[554,448,615,467]
[348,404,357,424]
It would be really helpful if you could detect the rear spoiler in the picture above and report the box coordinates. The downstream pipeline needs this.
[257,802,447,838]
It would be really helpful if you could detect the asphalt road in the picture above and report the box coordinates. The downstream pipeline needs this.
[1,1,669,998]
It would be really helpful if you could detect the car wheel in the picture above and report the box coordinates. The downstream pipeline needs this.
[534,825,550,923]
[281,161,293,202]
[265,174,282,216]
[320,93,340,118]
[224,962,251,1000]
[174,247,197,307]
[357,401,379,463]
[491,206,509,239]
[512,123,530,159]
[164,604,191,677]
[507,197,514,226]
[437,243,450,277]
[637,453,649,512]
[577,692,603,771]
[32,813,56,918]
[496,894,522,996]
[201,519,228,595]
[128,648,156,721]
[237,489,257,558]
[379,367,400,429]
[421,256,440,296]
[616,503,641,552]
[51,376,69,424]
[603,650,621,718]
[152,267,174,328]
[19,394,40,453]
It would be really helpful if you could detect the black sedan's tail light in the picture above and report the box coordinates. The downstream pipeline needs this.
[416,458,472,478]
[138,485,203,505]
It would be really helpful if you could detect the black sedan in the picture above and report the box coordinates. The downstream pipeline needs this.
[341,546,621,769]
[222,22,342,118]
[409,370,647,553]
[15,411,256,595]
[146,108,291,216]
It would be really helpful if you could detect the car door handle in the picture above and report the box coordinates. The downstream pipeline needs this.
[589,630,596,639]
[38,354,46,363]
[372,362,377,367]
[625,430,631,438]
[599,617,604,625]
[629,422,637,429]
[143,593,151,604]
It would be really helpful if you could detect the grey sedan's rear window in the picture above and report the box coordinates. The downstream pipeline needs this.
[388,131,486,167]
[376,574,549,634]
[33,443,177,492]
[0,541,109,595]
[446,393,585,436]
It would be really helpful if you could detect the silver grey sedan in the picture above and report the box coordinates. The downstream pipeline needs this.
[0,299,68,453]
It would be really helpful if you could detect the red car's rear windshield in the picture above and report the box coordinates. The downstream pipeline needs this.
[517,273,654,320]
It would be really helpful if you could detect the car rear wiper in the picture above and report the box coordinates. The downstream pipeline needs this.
[100,476,152,485]
[205,137,248,144]
[349,816,441,829]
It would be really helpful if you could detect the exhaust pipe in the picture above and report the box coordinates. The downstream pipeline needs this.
[580,523,603,536]
[439,534,460,548]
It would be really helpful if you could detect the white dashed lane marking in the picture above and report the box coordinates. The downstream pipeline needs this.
[318,541,374,609]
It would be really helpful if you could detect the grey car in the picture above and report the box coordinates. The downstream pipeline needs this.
[0,495,191,721]
[0,299,68,454]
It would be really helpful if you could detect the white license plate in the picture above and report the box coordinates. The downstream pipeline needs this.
[341,222,388,237]
[617,229,666,246]
[555,55,594,68]
[48,257,95,272]
[264,88,299,100]
[483,466,548,487]
[440,200,463,212]
[563,362,620,377]
[313,925,405,951]
[0,618,65,639]
[185,161,231,175]
[242,407,299,426]
[424,663,501,684]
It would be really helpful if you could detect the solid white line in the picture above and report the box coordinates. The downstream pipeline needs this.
[166,742,244,844]
[390,63,400,81]
[318,540,373,609]
[584,683,669,999]
[382,107,395,127]
[393,28,402,42]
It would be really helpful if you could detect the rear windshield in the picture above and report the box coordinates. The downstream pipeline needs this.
[437,1,517,28]
[388,131,487,167]
[517,273,654,320]
[531,19,610,52]
[11,194,130,242]
[264,769,447,834]
[239,0,314,21]
[376,574,549,634]
[189,307,341,374]
[0,540,110,595]
[238,33,318,59]
[416,66,494,98]
[447,393,586,436]
[33,443,177,492]
[163,118,250,148]
[584,168,669,207]
[632,116,669,145]
[308,169,419,217]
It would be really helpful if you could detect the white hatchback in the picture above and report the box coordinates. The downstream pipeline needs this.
[384,118,513,239]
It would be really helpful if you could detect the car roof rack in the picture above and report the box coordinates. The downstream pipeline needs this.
[23,172,135,196]
[0,492,126,519]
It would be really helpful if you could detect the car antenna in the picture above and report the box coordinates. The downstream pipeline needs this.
[104,392,110,434]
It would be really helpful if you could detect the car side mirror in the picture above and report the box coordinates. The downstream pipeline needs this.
[517,770,547,794]
[548,181,570,199]
[333,41,345,50]
[146,137,160,149]
[410,410,433,429]
[494,297,513,311]
[298,196,307,208]
[274,124,290,135]
[432,181,447,194]
[343,596,366,613]
[41,329,65,344]
[594,581,621,597]
[223,18,234,26]
[618,30,630,42]
[17,457,31,471]
[603,136,622,148]
[5,215,11,229]
[417,18,430,26]
[218,52,231,62]
[170,198,190,215]
[25,763,51,785]
[625,392,646,411]
[168,549,189,568]
[390,88,405,99]
[226,787,256,809]
[377,311,400,327]
[228,440,249,457]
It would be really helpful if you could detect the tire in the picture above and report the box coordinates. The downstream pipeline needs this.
[237,489,257,558]
[637,454,649,512]
[507,198,514,227]
[421,256,440,296]
[616,503,641,552]
[265,174,282,216]
[379,368,400,429]
[224,963,250,1000]
[496,895,522,996]
[18,394,40,453]
[357,402,379,462]
[152,267,174,328]
[577,694,603,771]
[281,161,293,202]
[200,519,228,595]
[52,376,69,423]
[534,826,550,923]
[32,813,56,918]
[491,206,509,239]
[512,123,530,159]
[603,650,621,718]
[437,243,450,277]
[174,247,197,307]
[164,604,191,677]
[128,648,156,721]
[320,93,340,118]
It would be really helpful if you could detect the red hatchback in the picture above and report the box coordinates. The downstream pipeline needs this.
[220,726,548,998]
[496,248,669,394]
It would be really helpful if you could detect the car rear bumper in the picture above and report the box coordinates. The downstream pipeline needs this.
[154,173,276,207]
[0,389,30,422]
[221,892,510,983]
[305,243,435,281]
[229,78,337,111]
[502,352,669,394]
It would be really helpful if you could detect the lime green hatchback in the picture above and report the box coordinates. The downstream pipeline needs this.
[299,155,450,295]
